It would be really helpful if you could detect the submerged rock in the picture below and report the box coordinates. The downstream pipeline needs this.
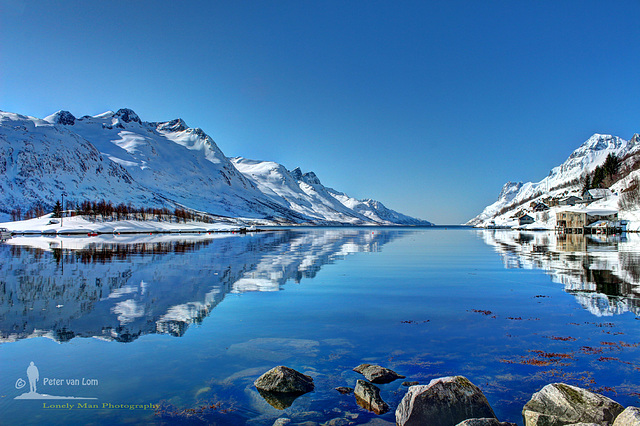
[456,419,516,426]
[522,383,624,426]
[323,418,352,426]
[354,379,389,415]
[257,389,305,410]
[395,376,496,426]
[613,406,640,425]
[229,338,320,362]
[335,386,354,394]
[353,364,405,384]
[254,366,314,394]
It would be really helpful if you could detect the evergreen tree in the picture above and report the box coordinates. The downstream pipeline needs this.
[53,200,62,218]
[581,175,591,195]
[603,153,619,178]
[592,166,605,188]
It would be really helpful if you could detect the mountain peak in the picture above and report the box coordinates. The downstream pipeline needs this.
[290,167,303,180]
[114,108,141,124]
[302,171,321,185]
[498,181,523,201]
[583,133,620,149]
[157,118,188,133]
[289,167,321,185]
[44,110,76,125]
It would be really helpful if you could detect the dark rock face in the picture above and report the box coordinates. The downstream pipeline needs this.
[353,363,406,384]
[396,376,496,426]
[157,118,188,133]
[456,419,516,426]
[522,383,624,426]
[613,406,640,426]
[254,366,314,394]
[354,379,389,415]
[54,110,76,125]
[188,127,207,138]
[403,381,420,387]
[335,386,354,395]
[115,108,141,124]
[290,167,303,180]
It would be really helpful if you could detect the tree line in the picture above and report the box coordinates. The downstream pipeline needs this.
[10,199,216,224]
[581,153,620,194]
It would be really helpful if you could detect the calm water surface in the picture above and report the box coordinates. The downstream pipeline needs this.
[0,228,639,425]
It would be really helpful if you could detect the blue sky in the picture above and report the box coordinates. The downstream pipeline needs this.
[1,0,639,224]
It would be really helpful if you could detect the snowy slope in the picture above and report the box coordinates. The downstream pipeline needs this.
[50,109,307,221]
[468,133,640,226]
[231,157,431,225]
[0,111,166,214]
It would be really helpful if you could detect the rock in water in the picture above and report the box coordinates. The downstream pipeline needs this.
[335,386,354,394]
[456,419,516,426]
[257,389,304,410]
[522,383,624,425]
[353,363,406,384]
[613,407,640,426]
[254,366,314,393]
[395,376,496,426]
[354,379,389,415]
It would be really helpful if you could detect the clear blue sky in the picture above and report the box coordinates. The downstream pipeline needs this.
[1,1,639,224]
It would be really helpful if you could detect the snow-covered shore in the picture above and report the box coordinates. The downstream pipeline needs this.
[473,190,640,232]
[0,214,245,235]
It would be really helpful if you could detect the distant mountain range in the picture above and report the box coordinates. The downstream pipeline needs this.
[468,133,640,226]
[0,109,431,225]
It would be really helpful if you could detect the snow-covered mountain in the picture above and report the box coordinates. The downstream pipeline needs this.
[231,158,430,225]
[0,111,168,212]
[0,109,430,225]
[468,133,640,226]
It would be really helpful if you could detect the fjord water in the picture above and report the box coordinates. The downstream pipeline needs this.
[0,228,639,425]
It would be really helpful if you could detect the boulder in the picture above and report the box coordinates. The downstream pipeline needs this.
[522,383,624,426]
[353,363,405,384]
[354,379,389,415]
[323,418,351,426]
[396,376,496,426]
[254,366,314,393]
[613,407,640,426]
[565,424,605,426]
[456,419,516,426]
[335,386,354,394]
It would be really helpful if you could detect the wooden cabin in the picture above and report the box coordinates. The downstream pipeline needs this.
[556,209,619,234]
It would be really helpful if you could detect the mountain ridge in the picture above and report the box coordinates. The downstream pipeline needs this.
[1,108,430,226]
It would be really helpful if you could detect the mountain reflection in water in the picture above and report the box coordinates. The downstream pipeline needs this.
[480,230,640,317]
[0,230,405,343]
